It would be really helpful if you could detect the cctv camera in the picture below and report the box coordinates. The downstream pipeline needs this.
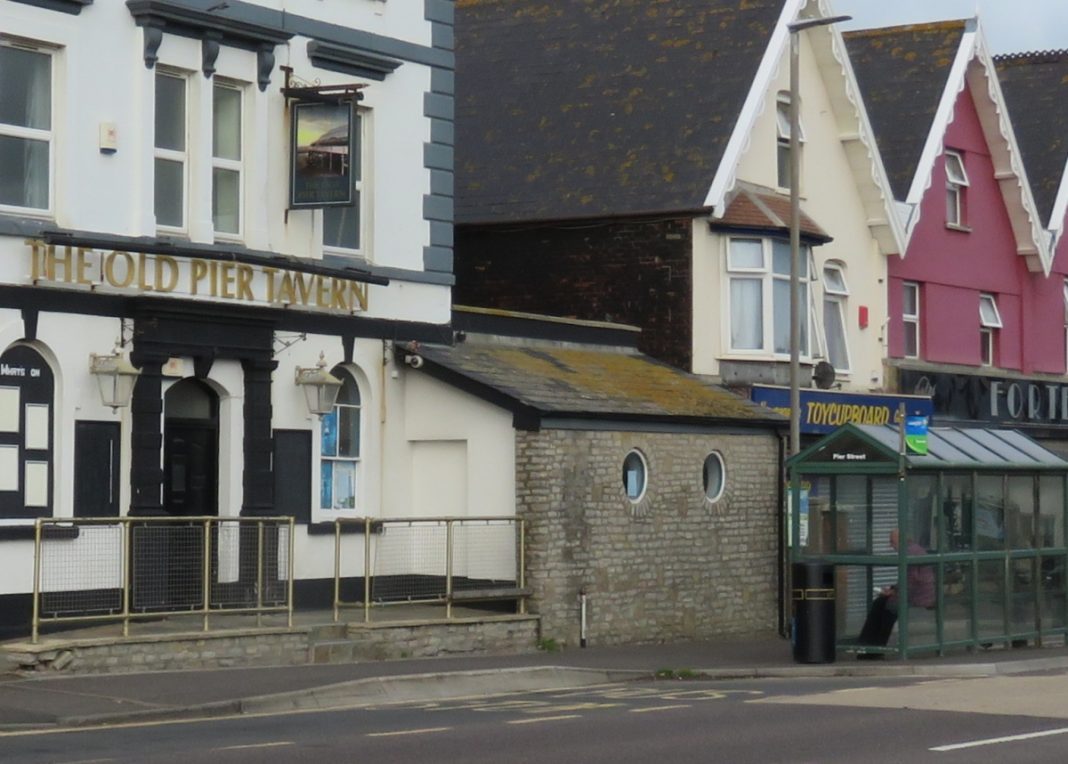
[404,354,424,369]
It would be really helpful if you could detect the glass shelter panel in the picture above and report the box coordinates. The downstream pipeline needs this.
[1040,555,1067,631]
[1010,557,1037,637]
[942,561,973,643]
[1039,476,1064,548]
[941,473,973,552]
[977,559,1006,640]
[1006,475,1035,550]
[907,475,937,550]
[975,475,1006,551]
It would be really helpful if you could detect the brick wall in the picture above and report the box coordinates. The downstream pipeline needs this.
[517,428,781,646]
[455,218,694,370]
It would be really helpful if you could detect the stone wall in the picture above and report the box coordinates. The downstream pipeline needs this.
[455,218,694,370]
[517,428,781,646]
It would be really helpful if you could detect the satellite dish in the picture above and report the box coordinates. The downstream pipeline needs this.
[813,361,836,390]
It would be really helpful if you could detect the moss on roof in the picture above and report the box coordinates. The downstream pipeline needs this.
[416,340,783,423]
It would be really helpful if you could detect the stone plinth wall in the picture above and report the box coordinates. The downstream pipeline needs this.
[333,616,540,663]
[6,629,310,675]
[517,428,780,646]
[5,616,541,674]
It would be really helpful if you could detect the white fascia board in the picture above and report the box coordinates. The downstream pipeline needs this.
[1049,158,1068,251]
[821,19,907,255]
[970,29,1052,274]
[903,21,977,238]
[704,0,806,217]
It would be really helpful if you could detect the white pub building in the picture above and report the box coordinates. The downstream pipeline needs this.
[0,0,457,635]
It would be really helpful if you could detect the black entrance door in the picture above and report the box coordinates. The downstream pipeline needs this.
[163,423,218,517]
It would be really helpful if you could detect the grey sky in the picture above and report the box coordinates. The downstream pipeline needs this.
[831,0,1068,54]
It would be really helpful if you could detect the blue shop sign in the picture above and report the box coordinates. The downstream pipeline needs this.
[751,385,933,435]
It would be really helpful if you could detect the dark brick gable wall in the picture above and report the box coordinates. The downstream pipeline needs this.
[454,217,695,371]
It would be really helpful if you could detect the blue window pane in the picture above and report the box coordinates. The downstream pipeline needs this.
[320,409,338,457]
[320,461,333,509]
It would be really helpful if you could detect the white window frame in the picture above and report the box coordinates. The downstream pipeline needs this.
[702,452,726,503]
[945,150,969,228]
[1063,280,1068,373]
[821,262,851,372]
[902,282,920,359]
[979,293,1001,367]
[319,368,362,513]
[725,237,814,358]
[154,69,189,233]
[623,449,648,503]
[775,92,804,191]
[0,40,54,217]
[211,79,244,239]
[322,108,369,259]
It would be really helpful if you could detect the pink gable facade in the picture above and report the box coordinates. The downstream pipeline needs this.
[887,86,1065,376]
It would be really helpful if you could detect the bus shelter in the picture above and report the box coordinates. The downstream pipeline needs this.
[787,424,1068,658]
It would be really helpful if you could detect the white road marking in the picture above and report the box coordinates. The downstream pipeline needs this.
[366,727,451,738]
[507,715,581,725]
[629,704,692,713]
[931,726,1068,752]
[216,741,294,751]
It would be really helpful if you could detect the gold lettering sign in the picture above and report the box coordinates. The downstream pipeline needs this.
[26,240,368,313]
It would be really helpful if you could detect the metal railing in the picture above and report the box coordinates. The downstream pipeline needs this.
[32,516,295,643]
[331,516,527,622]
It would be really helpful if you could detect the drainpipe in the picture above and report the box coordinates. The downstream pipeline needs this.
[579,588,588,648]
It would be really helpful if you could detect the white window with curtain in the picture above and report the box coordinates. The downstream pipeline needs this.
[323,110,367,257]
[726,237,813,357]
[776,91,803,190]
[0,42,52,214]
[320,368,361,511]
[945,150,969,228]
[822,262,850,372]
[155,71,188,230]
[212,81,242,237]
[979,293,1002,366]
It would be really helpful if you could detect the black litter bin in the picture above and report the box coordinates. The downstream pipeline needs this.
[792,561,835,664]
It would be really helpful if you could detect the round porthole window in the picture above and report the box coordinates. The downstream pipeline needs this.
[703,452,725,502]
[622,450,647,502]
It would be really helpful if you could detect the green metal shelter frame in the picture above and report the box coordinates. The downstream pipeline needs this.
[787,424,1068,657]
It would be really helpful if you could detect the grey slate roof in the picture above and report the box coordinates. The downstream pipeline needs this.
[994,51,1068,226]
[844,22,967,201]
[454,0,786,225]
[412,337,785,425]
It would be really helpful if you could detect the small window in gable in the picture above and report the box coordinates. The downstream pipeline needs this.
[776,92,804,190]
[945,150,969,228]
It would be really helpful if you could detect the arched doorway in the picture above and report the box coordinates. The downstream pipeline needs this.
[163,378,218,517]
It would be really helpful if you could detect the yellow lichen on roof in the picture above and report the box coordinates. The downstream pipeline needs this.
[486,346,769,419]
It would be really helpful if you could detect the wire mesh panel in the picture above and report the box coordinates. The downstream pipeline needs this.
[371,520,448,602]
[33,517,293,641]
[209,520,291,610]
[131,522,205,612]
[451,519,518,593]
[39,523,124,618]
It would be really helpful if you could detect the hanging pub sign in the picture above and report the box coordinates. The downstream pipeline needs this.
[289,101,356,208]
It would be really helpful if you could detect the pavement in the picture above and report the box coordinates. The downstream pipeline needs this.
[4,635,1068,731]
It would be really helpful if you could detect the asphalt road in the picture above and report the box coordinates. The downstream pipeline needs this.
[4,674,1068,763]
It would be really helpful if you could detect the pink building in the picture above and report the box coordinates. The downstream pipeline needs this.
[847,21,1068,443]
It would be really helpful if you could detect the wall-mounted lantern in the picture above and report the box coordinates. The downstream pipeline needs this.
[89,346,141,410]
[295,352,342,416]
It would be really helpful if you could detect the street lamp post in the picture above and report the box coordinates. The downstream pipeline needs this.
[787,15,850,457]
